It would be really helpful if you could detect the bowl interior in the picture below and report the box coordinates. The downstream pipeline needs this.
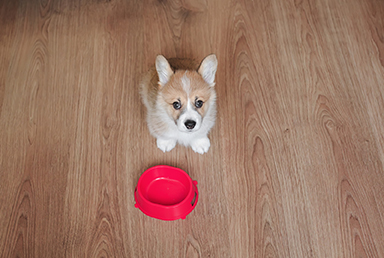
[138,167,191,206]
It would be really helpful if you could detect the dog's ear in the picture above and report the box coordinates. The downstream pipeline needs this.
[156,55,173,87]
[198,54,217,86]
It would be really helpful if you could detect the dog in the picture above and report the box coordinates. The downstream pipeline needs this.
[140,54,218,154]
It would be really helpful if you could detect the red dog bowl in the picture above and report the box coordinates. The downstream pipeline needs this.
[134,165,199,221]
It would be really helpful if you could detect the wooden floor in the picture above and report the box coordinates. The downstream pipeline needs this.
[1,0,384,257]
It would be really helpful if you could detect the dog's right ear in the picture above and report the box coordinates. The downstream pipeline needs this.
[156,55,173,87]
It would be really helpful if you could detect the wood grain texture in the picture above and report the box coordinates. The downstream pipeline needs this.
[1,0,383,257]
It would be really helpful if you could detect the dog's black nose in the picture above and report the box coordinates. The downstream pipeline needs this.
[185,120,196,130]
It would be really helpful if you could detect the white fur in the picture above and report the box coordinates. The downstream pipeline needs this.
[181,72,191,94]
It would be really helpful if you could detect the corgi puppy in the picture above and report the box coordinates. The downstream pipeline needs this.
[140,54,218,154]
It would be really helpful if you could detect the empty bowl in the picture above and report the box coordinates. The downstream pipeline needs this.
[134,165,199,220]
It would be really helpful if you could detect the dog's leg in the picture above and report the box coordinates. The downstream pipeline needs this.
[190,137,210,154]
[157,138,177,152]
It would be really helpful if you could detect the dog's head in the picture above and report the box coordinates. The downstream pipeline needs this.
[155,54,217,133]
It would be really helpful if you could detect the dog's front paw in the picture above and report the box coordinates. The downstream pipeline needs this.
[191,137,210,154]
[157,138,176,152]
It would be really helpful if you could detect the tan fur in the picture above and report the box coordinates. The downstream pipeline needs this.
[161,70,214,119]
[140,58,201,109]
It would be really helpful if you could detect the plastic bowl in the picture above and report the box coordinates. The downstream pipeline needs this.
[134,165,198,221]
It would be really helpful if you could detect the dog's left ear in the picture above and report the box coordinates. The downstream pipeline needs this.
[198,54,218,86]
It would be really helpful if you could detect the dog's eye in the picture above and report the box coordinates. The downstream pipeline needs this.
[173,101,181,110]
[195,100,204,108]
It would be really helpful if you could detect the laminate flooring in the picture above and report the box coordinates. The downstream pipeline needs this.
[1,0,384,257]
